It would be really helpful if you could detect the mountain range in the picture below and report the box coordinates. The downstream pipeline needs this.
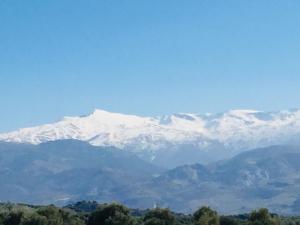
[1,108,300,167]
[0,140,299,215]
[1,108,300,214]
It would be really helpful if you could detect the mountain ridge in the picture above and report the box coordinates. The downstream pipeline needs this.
[1,108,300,167]
[0,141,299,214]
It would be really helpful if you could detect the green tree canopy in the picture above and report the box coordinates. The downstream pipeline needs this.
[3,211,23,225]
[249,208,281,225]
[193,206,219,225]
[87,203,134,225]
[143,208,175,225]
[219,216,239,225]
[22,213,48,225]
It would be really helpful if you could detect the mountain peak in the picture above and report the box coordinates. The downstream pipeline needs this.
[0,108,300,152]
[91,108,117,116]
[226,109,261,116]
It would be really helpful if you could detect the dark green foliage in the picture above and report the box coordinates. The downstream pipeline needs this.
[143,208,175,225]
[37,206,64,225]
[193,207,219,225]
[65,201,99,213]
[3,211,23,225]
[22,214,48,225]
[220,216,240,225]
[37,205,84,225]
[174,214,193,225]
[0,202,296,225]
[281,217,300,225]
[249,208,281,225]
[0,203,84,225]
[87,203,134,225]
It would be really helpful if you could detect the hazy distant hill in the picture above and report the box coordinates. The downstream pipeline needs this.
[0,141,300,215]
[143,146,300,214]
[0,140,162,205]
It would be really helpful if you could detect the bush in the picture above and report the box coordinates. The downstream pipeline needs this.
[143,208,175,225]
[87,203,134,225]
[249,208,281,225]
[193,207,219,225]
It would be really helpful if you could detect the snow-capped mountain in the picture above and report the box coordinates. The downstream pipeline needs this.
[1,108,300,154]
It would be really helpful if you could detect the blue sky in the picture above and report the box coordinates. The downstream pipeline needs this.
[1,0,300,132]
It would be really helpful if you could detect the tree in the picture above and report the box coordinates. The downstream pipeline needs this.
[22,214,48,225]
[220,216,239,225]
[87,203,134,225]
[143,208,175,225]
[249,208,281,225]
[193,207,219,225]
[37,206,64,225]
[3,211,23,225]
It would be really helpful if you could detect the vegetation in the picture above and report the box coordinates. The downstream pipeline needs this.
[0,201,298,225]
[143,208,175,225]
[193,206,219,225]
[87,203,134,225]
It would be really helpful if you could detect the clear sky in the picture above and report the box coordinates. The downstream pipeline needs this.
[1,0,300,132]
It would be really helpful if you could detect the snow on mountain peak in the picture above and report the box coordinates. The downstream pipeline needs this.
[226,109,261,116]
[0,108,300,151]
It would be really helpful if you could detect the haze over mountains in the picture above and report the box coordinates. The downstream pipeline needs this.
[0,141,299,215]
[1,108,300,167]
[0,108,300,214]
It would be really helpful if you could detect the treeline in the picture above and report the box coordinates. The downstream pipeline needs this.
[0,201,299,225]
